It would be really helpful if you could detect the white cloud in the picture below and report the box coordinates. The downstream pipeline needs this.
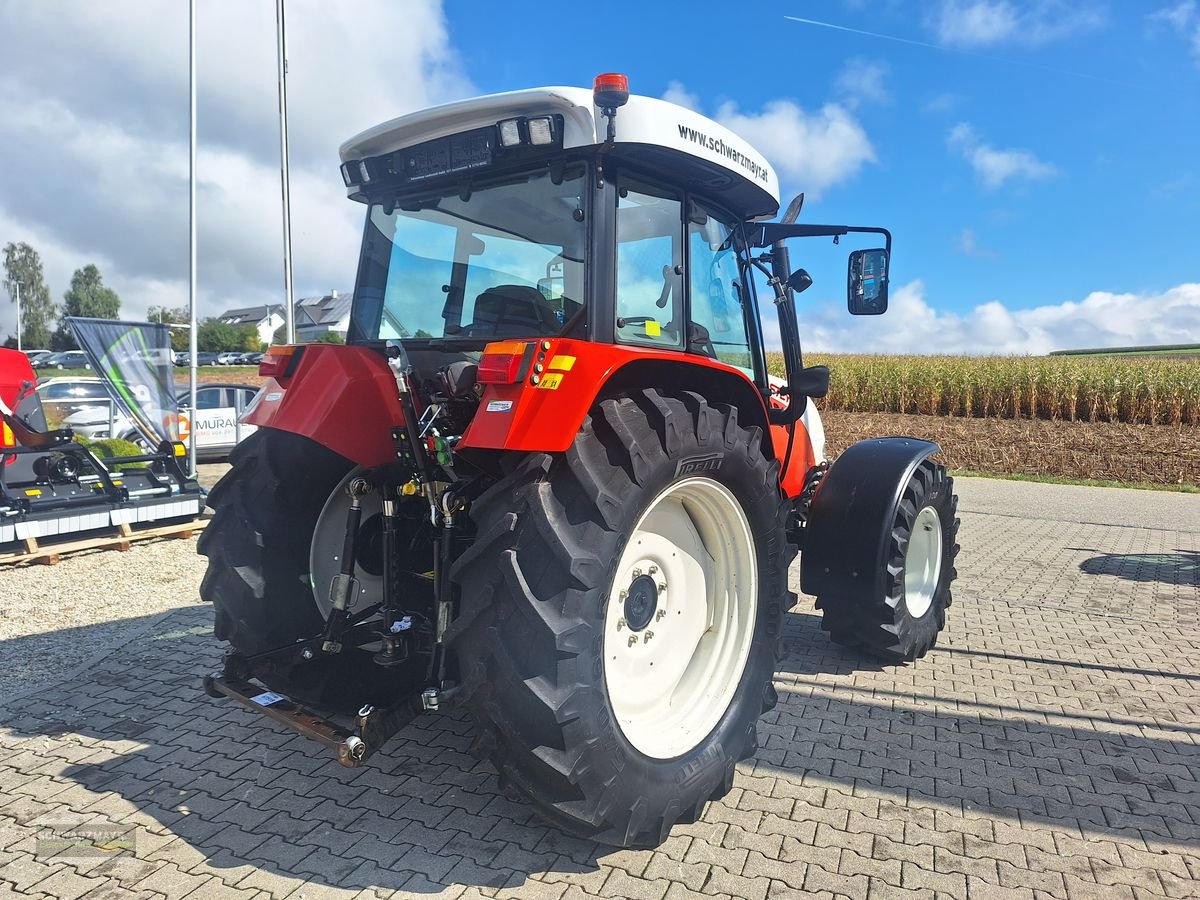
[1150,1,1195,30]
[834,60,890,109]
[802,280,1200,354]
[660,84,876,197]
[932,0,1105,47]
[0,0,472,339]
[922,92,961,115]
[661,81,700,112]
[949,123,1057,189]
[958,227,999,259]
[1148,2,1200,61]
[715,101,876,196]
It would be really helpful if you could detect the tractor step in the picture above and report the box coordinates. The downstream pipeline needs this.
[202,669,438,767]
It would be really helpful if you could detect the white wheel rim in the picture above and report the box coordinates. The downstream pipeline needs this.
[603,477,758,760]
[903,505,943,619]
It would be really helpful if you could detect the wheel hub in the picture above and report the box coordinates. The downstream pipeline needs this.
[623,574,659,632]
[603,477,758,760]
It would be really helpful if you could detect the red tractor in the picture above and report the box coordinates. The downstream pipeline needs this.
[200,74,959,848]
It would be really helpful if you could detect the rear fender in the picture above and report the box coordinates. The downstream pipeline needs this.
[458,340,777,459]
[799,437,939,603]
[241,344,404,468]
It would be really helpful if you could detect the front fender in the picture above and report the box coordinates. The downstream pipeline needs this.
[799,437,939,603]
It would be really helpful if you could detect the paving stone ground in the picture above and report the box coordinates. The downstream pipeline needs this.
[1,477,1197,899]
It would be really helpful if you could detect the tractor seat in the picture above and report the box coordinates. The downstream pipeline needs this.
[465,284,560,338]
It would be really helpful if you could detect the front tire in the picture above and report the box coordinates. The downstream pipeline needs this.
[816,459,959,660]
[450,390,793,847]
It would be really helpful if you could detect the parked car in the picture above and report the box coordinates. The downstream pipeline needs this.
[35,377,113,423]
[33,350,92,370]
[62,383,261,461]
[173,351,221,367]
[216,352,243,365]
[22,350,52,365]
[235,351,263,365]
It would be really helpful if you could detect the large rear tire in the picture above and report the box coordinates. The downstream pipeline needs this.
[816,459,959,661]
[198,429,352,655]
[449,390,793,847]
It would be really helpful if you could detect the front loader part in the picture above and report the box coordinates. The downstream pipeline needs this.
[800,438,960,661]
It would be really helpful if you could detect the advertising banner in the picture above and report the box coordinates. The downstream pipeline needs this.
[67,317,179,444]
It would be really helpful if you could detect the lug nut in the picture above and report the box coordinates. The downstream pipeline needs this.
[632,568,642,577]
[656,609,667,622]
[619,590,627,600]
[301,648,314,660]
[628,635,638,646]
[645,631,654,642]
[617,618,626,631]
[658,583,667,593]
[648,565,658,575]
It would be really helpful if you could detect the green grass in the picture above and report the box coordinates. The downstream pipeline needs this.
[950,469,1199,493]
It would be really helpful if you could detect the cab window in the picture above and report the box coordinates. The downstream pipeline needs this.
[687,205,755,377]
[615,180,683,349]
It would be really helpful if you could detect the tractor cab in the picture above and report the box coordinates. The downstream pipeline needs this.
[335,75,889,437]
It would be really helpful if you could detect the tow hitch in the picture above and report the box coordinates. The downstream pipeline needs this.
[202,656,458,767]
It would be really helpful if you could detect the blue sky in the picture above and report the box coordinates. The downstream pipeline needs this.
[446,0,1200,351]
[0,1,1197,353]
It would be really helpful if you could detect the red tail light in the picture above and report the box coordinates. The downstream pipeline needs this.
[477,341,529,384]
[259,345,301,379]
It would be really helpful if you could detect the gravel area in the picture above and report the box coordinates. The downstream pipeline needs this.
[0,536,209,704]
[196,461,230,490]
[0,464,232,702]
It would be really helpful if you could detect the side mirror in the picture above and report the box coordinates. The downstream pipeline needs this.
[787,268,813,294]
[847,248,889,315]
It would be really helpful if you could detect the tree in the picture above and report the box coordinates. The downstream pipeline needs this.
[147,305,191,352]
[3,242,56,349]
[52,264,121,349]
[197,319,259,352]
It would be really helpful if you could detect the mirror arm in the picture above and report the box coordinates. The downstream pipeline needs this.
[759,242,807,426]
[750,223,892,257]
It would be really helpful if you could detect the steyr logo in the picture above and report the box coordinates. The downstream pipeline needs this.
[675,453,723,477]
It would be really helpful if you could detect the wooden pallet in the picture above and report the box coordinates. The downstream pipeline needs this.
[0,517,209,566]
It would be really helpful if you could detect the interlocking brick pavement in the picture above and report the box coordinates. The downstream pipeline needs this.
[1,478,1197,899]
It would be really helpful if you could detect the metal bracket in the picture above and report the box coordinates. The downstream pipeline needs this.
[202,670,429,768]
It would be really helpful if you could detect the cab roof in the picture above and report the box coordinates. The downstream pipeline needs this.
[339,86,781,220]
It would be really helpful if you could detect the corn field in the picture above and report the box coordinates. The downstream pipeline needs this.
[765,353,1200,426]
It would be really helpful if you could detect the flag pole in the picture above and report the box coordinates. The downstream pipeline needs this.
[275,0,296,344]
[188,0,198,478]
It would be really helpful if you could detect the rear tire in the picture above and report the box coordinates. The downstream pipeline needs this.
[198,429,352,655]
[450,390,793,847]
[816,460,959,661]
[198,428,433,710]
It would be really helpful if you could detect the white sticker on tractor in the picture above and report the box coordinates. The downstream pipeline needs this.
[251,691,287,706]
[486,400,513,413]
